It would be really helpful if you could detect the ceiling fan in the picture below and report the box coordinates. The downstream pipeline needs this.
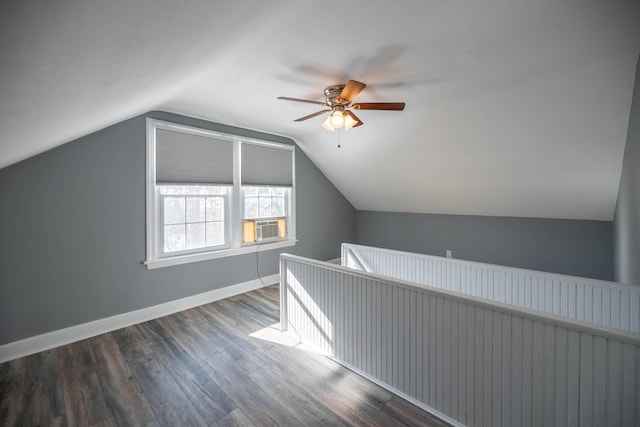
[277,80,405,132]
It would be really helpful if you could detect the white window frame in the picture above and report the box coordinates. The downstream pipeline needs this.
[241,185,292,244]
[145,118,296,269]
[159,190,230,255]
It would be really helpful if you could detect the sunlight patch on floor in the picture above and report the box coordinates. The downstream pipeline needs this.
[248,323,326,354]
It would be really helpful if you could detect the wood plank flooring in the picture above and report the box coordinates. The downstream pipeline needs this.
[0,285,450,427]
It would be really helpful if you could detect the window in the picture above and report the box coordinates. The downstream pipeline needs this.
[160,185,228,254]
[242,186,289,243]
[145,118,295,269]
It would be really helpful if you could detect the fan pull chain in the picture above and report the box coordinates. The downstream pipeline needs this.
[337,129,342,148]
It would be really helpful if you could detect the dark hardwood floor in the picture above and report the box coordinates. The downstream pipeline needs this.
[0,285,450,426]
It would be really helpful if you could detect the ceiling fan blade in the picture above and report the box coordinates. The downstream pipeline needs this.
[352,102,405,111]
[338,80,366,102]
[294,109,331,122]
[277,96,328,106]
[345,110,364,127]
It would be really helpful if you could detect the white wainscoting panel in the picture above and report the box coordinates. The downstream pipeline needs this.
[342,244,640,333]
[281,254,640,427]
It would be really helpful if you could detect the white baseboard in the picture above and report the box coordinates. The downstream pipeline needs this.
[0,274,279,364]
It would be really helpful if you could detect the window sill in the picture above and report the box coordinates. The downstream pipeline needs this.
[144,239,297,270]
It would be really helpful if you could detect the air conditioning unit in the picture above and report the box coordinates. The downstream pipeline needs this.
[256,219,280,240]
[243,218,286,243]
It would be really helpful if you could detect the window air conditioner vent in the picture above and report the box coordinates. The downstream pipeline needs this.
[256,219,281,241]
[243,218,286,243]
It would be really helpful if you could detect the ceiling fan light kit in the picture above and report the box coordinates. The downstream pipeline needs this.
[278,80,405,132]
[329,110,345,127]
[321,119,336,132]
[321,110,359,132]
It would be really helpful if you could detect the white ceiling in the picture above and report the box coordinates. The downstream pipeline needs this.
[2,1,639,220]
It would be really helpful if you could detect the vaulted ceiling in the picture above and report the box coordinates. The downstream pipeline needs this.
[2,1,639,220]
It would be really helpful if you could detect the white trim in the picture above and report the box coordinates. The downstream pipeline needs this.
[0,274,279,364]
[145,118,158,263]
[145,239,297,269]
[240,138,296,151]
[232,139,242,248]
[289,148,296,240]
[147,118,238,143]
[153,109,301,147]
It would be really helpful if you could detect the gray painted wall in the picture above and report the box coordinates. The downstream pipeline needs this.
[614,55,640,286]
[356,211,613,281]
[0,111,356,345]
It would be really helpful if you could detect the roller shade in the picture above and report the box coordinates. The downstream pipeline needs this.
[156,128,233,184]
[241,143,294,186]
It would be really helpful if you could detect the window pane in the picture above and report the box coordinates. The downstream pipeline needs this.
[244,196,259,218]
[258,187,271,197]
[258,197,272,217]
[206,222,225,246]
[186,223,206,249]
[243,186,289,220]
[244,187,259,196]
[272,197,284,216]
[186,197,206,223]
[206,197,224,221]
[164,197,185,224]
[164,224,186,252]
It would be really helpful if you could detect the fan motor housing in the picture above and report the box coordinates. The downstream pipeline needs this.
[324,85,347,105]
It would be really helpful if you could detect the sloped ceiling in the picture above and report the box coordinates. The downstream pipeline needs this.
[1,1,639,220]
